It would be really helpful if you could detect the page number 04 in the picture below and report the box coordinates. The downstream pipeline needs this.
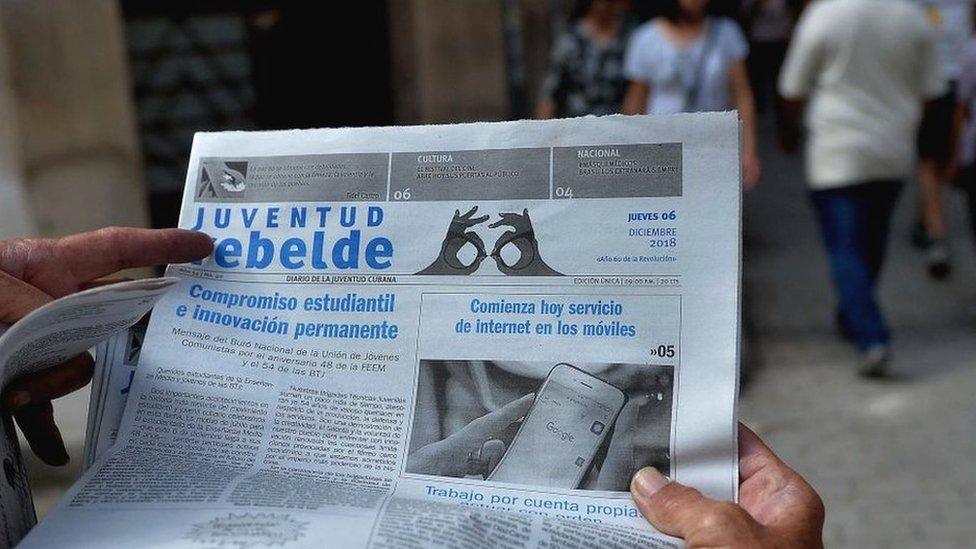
[554,186,574,198]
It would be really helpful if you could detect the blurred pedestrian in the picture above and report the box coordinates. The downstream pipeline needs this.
[909,0,973,279]
[535,0,633,119]
[778,0,946,376]
[951,12,976,248]
[622,0,761,190]
[740,0,802,139]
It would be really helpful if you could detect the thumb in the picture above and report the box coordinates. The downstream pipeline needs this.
[631,467,762,546]
[0,270,52,324]
[456,393,534,444]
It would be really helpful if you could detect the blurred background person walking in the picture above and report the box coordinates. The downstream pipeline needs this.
[952,11,976,250]
[909,0,973,279]
[778,0,947,377]
[621,0,761,190]
[740,0,802,142]
[535,0,633,119]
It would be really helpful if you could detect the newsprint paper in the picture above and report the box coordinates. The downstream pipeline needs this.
[0,279,178,546]
[22,113,742,548]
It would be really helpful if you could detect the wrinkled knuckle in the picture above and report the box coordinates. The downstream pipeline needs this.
[656,493,684,518]
[695,502,745,533]
[654,485,700,518]
[808,490,826,524]
[0,238,37,272]
[97,226,129,245]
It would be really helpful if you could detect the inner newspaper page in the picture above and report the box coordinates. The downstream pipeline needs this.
[23,113,741,548]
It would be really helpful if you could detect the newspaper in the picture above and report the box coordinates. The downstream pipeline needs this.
[23,113,742,548]
[83,321,148,470]
[0,279,178,546]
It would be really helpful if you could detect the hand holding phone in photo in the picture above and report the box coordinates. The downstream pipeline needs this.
[405,393,534,479]
[488,364,626,489]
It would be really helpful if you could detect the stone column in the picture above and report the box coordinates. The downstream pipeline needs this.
[0,18,34,238]
[0,0,148,237]
[388,0,511,124]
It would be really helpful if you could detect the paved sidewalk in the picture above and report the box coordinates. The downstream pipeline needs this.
[740,123,976,548]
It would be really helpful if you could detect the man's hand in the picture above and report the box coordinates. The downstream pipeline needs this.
[0,227,213,465]
[630,423,824,548]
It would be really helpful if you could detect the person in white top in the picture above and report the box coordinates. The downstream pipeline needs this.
[778,0,947,376]
[621,0,761,190]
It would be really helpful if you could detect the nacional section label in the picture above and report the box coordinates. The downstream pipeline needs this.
[552,144,682,199]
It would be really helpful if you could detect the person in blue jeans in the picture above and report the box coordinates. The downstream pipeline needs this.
[777,0,947,376]
[809,181,903,369]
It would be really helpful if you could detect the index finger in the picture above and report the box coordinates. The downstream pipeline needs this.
[463,214,490,227]
[56,227,214,283]
[0,271,52,324]
[490,211,521,226]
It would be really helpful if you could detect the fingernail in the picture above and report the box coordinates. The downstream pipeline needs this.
[632,467,670,498]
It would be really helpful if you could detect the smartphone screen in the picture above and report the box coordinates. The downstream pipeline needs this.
[488,363,626,489]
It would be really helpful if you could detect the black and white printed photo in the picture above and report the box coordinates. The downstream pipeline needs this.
[406,360,673,492]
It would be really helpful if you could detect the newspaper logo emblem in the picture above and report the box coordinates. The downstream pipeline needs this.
[187,513,307,548]
[198,161,249,198]
[124,326,145,367]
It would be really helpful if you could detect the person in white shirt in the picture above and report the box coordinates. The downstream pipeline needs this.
[621,0,761,190]
[778,0,947,376]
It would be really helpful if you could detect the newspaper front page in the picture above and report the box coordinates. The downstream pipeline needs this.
[23,113,741,548]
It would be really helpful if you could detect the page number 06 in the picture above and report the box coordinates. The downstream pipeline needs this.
[393,188,412,200]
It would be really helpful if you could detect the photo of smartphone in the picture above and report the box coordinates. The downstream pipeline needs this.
[488,363,627,489]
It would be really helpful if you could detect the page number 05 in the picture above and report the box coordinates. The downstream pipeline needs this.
[650,344,676,359]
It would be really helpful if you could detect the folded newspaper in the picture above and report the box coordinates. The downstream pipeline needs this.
[21,113,741,548]
[0,279,179,545]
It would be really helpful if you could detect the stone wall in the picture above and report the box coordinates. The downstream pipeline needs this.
[0,0,148,237]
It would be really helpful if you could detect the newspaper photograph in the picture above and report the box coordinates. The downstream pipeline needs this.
[21,112,742,548]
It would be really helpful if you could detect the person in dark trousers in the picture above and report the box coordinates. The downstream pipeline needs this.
[778,0,946,377]
[909,0,973,279]
[739,0,802,140]
[951,12,976,250]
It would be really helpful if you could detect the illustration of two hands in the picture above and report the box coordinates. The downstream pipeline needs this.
[417,207,561,276]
